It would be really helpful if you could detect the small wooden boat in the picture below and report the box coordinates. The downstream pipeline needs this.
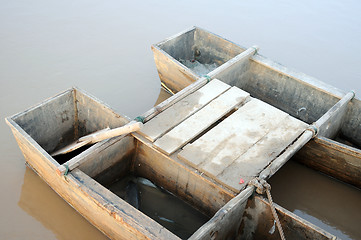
[152,26,361,189]
[6,86,343,239]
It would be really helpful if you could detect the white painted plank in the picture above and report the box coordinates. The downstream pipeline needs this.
[139,79,231,142]
[154,87,250,155]
[217,115,307,192]
[178,99,290,175]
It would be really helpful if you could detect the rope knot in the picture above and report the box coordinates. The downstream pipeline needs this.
[134,116,145,123]
[248,177,270,194]
[203,75,211,83]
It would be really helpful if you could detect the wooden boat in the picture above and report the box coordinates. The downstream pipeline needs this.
[6,86,342,239]
[152,26,361,189]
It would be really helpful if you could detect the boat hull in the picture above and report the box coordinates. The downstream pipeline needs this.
[152,27,361,189]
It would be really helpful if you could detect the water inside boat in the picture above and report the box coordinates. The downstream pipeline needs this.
[269,159,361,240]
[179,59,218,76]
[103,174,210,239]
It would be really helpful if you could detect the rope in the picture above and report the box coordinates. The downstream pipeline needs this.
[134,116,145,123]
[252,46,258,55]
[249,178,286,240]
[203,75,211,83]
[265,185,286,240]
[64,164,69,176]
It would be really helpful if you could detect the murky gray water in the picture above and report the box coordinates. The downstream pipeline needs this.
[1,0,360,239]
[106,175,210,239]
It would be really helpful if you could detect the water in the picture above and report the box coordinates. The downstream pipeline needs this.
[1,0,361,239]
[269,160,361,240]
[179,59,218,76]
[106,175,210,239]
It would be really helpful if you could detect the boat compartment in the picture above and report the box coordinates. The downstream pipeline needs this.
[152,26,246,92]
[6,88,128,165]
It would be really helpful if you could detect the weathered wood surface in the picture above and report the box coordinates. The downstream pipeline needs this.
[218,115,307,192]
[152,26,246,93]
[178,98,307,191]
[294,136,361,189]
[189,186,254,240]
[132,133,235,217]
[154,27,361,149]
[75,135,135,178]
[11,89,76,154]
[7,121,175,240]
[240,196,337,240]
[315,91,355,138]
[152,45,198,93]
[154,87,250,155]
[140,79,230,142]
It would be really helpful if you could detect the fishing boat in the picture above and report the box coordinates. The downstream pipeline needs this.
[152,26,361,189]
[6,78,350,239]
[6,27,358,239]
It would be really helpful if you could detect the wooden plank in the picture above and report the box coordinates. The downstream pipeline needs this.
[178,98,289,175]
[132,133,235,217]
[154,87,250,155]
[294,136,361,189]
[189,186,254,240]
[140,79,231,142]
[217,115,307,192]
[315,90,355,138]
[240,196,337,240]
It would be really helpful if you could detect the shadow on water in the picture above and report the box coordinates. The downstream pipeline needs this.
[106,175,210,239]
[18,167,108,240]
[269,159,361,240]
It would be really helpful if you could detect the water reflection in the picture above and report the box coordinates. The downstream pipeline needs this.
[269,159,361,240]
[18,167,108,240]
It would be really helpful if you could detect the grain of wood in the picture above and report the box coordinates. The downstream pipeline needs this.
[217,115,307,192]
[178,98,289,174]
[140,79,230,142]
[154,87,250,155]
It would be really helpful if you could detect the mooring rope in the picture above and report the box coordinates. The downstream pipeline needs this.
[134,116,145,124]
[249,178,286,240]
[64,164,69,176]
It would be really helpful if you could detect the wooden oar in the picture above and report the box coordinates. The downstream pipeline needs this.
[51,122,142,156]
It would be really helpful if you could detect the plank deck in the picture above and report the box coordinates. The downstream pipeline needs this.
[139,79,230,142]
[154,87,250,155]
[217,115,307,191]
[178,99,288,170]
[178,98,308,191]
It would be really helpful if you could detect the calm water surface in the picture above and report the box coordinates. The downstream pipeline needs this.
[1,0,360,239]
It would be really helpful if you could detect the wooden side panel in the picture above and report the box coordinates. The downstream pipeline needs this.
[158,27,195,61]
[342,98,361,147]
[178,99,290,178]
[154,87,250,155]
[140,79,230,142]
[13,90,76,153]
[77,136,135,178]
[240,196,336,240]
[194,28,244,65]
[243,56,340,125]
[132,134,235,217]
[294,136,361,189]
[189,186,254,240]
[76,89,128,137]
[152,46,198,93]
